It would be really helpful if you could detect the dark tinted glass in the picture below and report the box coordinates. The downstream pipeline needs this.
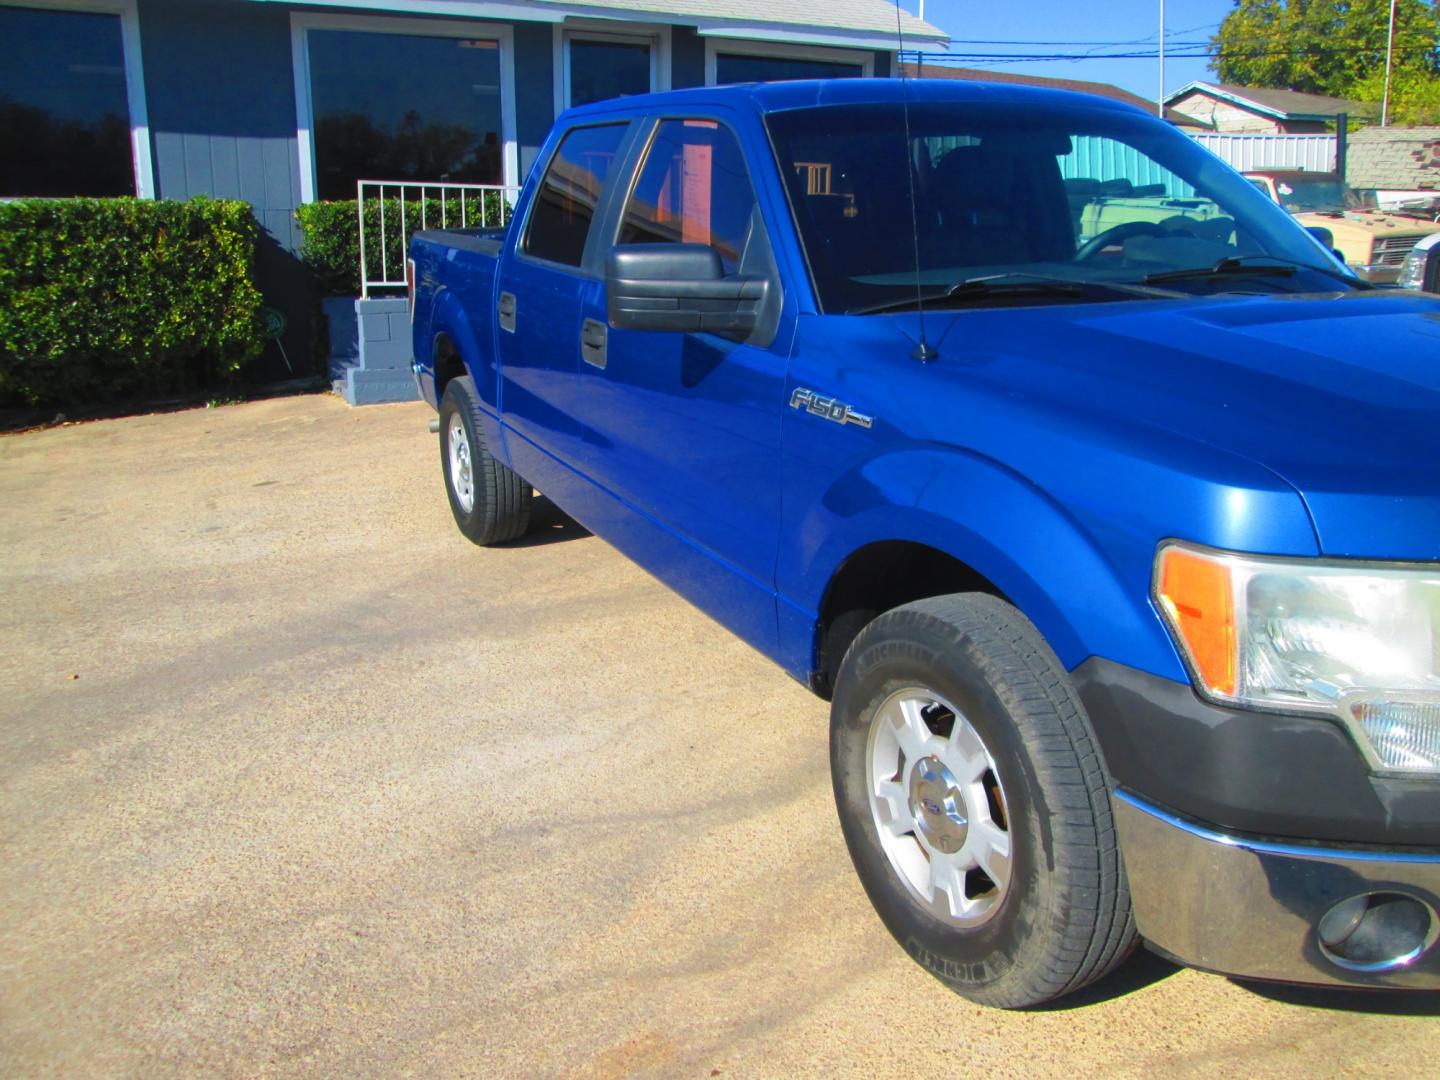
[714,54,862,84]
[768,102,1347,313]
[0,7,134,196]
[618,120,758,274]
[569,39,650,107]
[522,123,628,267]
[308,30,504,200]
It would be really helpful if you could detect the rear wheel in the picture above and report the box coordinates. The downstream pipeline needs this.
[830,593,1135,1008]
[439,376,532,545]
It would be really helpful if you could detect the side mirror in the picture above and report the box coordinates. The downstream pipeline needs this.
[1304,225,1346,266]
[606,244,767,337]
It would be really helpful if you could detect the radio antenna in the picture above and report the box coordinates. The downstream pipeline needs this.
[895,6,938,361]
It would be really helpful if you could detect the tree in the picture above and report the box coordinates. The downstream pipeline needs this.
[1210,0,1440,97]
[1349,63,1440,120]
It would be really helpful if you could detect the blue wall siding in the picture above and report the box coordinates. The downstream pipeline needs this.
[512,20,553,182]
[139,0,303,253]
[138,0,307,381]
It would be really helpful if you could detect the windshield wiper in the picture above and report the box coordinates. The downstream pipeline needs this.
[851,273,1178,316]
[1143,254,1357,287]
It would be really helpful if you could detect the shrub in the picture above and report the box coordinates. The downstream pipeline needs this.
[0,196,266,406]
[297,192,512,296]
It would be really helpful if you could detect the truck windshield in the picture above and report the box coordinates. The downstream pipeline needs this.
[1265,177,1374,214]
[765,101,1355,313]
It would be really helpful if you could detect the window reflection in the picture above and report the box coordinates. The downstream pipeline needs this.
[523,123,628,267]
[0,7,134,197]
[308,30,504,200]
[619,120,757,273]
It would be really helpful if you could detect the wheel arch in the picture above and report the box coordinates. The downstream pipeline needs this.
[784,446,1185,697]
[811,540,1010,697]
[431,331,466,396]
[430,287,499,412]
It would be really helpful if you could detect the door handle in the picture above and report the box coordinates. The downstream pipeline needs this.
[498,291,517,333]
[580,318,608,369]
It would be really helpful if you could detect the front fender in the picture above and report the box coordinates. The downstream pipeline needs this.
[776,446,1188,684]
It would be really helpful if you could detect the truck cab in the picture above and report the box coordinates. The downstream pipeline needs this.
[409,80,1440,1007]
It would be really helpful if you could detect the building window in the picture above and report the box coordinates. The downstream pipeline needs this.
[567,36,651,108]
[714,54,863,84]
[303,26,506,201]
[0,4,139,196]
[705,40,872,87]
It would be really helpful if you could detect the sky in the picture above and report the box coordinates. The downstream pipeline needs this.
[897,0,1239,103]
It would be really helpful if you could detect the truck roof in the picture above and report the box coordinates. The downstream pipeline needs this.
[558,77,1150,124]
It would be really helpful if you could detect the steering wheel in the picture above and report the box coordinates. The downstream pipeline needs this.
[1076,221,1170,261]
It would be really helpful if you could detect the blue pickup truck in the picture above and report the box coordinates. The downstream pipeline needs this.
[408,79,1440,1007]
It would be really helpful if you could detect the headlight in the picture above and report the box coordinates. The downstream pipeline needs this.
[1154,542,1440,774]
[1399,246,1428,290]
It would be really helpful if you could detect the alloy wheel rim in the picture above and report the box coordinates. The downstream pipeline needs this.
[866,687,1013,927]
[448,415,474,513]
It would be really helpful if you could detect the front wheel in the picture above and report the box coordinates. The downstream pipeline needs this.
[830,593,1135,1008]
[439,376,532,545]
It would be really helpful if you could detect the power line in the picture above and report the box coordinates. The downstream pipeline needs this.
[937,21,1221,47]
[908,45,1438,62]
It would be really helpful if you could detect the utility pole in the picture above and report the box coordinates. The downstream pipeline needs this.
[1159,0,1166,117]
[1383,0,1397,127]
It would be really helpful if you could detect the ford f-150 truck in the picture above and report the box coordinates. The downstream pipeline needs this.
[408,79,1440,1008]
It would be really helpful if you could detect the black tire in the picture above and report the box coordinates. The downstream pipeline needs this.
[439,376,532,546]
[830,593,1136,1008]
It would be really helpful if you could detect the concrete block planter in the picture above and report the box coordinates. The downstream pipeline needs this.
[325,295,419,406]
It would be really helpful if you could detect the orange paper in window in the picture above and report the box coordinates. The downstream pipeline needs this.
[680,142,712,246]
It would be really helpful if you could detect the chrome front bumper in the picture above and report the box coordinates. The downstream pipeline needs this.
[1114,791,1440,989]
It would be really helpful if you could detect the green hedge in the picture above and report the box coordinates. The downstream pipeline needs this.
[297,193,511,296]
[0,197,266,406]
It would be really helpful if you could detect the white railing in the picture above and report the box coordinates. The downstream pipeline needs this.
[1188,133,1337,174]
[358,179,522,298]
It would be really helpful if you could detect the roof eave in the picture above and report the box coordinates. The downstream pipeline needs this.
[692,21,947,50]
[245,0,949,48]
[1163,79,1361,121]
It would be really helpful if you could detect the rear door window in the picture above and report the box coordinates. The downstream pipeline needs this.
[522,123,628,268]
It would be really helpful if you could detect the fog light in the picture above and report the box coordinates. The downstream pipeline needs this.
[1348,698,1440,773]
[1317,892,1438,972]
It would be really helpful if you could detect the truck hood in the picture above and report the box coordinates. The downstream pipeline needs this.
[1294,209,1440,240]
[900,290,1440,560]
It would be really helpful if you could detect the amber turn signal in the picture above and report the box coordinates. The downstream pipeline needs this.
[1156,545,1237,697]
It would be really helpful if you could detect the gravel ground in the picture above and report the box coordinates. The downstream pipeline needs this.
[1,393,1436,1078]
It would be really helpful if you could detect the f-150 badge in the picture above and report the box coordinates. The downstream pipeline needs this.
[789,388,874,429]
